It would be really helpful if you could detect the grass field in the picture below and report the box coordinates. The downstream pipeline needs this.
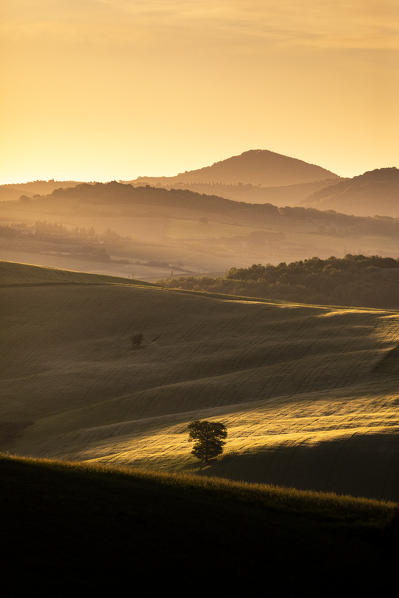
[1,260,399,501]
[0,259,156,286]
[1,454,397,594]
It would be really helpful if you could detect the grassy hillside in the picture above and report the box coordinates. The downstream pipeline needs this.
[0,260,154,286]
[1,454,397,594]
[2,261,399,501]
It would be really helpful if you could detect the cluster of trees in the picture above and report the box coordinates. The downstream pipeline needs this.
[164,254,399,309]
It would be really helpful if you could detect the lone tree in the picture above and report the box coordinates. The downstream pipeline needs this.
[188,420,227,464]
[130,332,143,349]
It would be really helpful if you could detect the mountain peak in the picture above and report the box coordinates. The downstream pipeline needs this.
[131,149,339,188]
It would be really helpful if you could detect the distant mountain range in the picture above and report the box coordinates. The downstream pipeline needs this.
[1,150,398,218]
[125,151,399,217]
[128,149,339,188]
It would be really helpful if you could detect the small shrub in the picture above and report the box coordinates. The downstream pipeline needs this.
[130,332,144,349]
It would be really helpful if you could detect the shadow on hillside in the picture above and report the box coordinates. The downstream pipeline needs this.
[203,432,399,502]
[374,344,399,376]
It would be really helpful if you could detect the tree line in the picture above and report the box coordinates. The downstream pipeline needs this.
[163,254,399,309]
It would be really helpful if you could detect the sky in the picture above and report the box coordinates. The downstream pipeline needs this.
[1,0,399,183]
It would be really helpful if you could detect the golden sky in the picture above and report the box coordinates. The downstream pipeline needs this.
[1,1,398,183]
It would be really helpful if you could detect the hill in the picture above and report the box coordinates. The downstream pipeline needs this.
[0,260,153,286]
[129,149,339,187]
[128,178,339,206]
[1,454,396,594]
[305,168,399,217]
[0,179,82,202]
[2,261,399,502]
[3,182,399,281]
[163,254,399,310]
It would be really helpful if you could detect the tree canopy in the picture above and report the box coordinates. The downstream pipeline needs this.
[164,254,399,309]
[188,420,227,464]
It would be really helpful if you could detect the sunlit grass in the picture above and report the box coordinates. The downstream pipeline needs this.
[76,384,399,473]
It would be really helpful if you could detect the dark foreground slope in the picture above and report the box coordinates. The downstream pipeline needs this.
[1,455,396,595]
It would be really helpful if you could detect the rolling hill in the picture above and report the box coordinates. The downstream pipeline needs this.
[128,178,340,206]
[0,259,150,286]
[2,261,399,501]
[305,168,399,217]
[129,149,339,187]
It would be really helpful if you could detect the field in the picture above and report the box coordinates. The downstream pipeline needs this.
[1,454,397,594]
[2,260,399,502]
